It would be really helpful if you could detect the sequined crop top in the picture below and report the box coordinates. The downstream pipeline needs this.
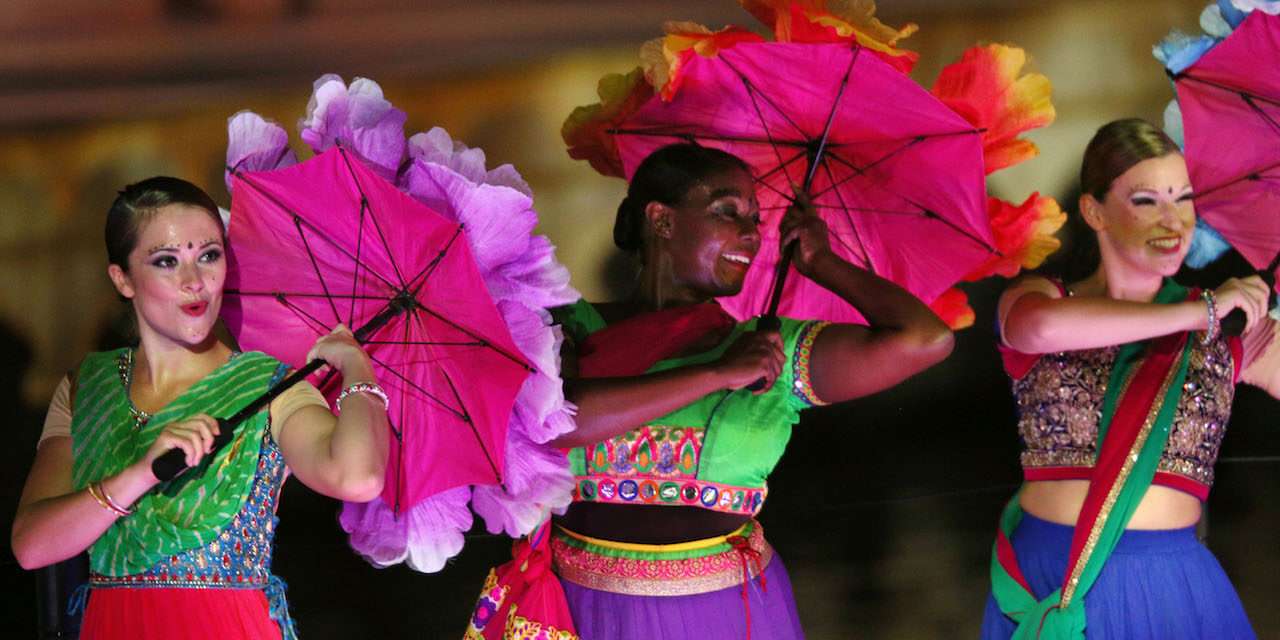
[555,301,829,517]
[1002,282,1243,500]
[89,429,288,589]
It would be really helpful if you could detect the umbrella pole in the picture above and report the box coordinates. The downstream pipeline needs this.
[151,293,417,482]
[746,146,827,391]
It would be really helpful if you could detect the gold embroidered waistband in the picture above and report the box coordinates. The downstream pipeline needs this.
[551,521,772,597]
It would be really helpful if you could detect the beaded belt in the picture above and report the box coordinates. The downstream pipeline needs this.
[551,520,772,596]
[572,476,767,516]
[89,571,270,589]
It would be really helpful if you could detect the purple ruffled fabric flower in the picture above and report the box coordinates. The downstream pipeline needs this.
[299,74,406,181]
[225,111,297,194]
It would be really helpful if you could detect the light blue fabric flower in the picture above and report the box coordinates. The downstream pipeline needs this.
[1201,3,1234,37]
[1220,0,1250,27]
[1154,31,1218,74]
[1230,0,1280,17]
[1186,218,1233,268]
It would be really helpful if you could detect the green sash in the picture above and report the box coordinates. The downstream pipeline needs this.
[990,279,1197,638]
[71,349,282,576]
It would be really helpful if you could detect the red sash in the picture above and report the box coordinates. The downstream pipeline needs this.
[577,303,737,378]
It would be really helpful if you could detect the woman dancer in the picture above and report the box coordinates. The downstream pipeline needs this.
[13,177,390,639]
[982,118,1279,638]
[549,143,954,638]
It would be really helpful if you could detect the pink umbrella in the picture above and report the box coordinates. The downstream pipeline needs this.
[576,38,994,323]
[222,144,534,515]
[1174,10,1280,282]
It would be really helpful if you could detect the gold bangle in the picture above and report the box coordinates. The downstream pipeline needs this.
[87,482,119,516]
[98,481,135,516]
[88,482,131,517]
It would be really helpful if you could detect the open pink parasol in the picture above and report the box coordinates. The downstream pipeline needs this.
[564,2,1062,328]
[1174,10,1280,281]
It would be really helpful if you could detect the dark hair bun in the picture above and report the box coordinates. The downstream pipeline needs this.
[613,196,643,251]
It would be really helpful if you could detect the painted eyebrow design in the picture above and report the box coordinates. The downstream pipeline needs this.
[1124,184,1193,197]
[146,238,223,255]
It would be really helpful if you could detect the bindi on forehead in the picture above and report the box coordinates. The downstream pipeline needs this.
[146,237,220,255]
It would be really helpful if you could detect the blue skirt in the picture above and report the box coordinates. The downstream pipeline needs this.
[980,513,1254,639]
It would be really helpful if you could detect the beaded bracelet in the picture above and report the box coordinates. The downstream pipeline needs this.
[88,481,133,517]
[336,381,389,413]
[1201,289,1219,346]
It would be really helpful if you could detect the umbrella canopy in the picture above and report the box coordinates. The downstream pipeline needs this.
[223,145,533,515]
[610,39,993,322]
[1174,10,1280,279]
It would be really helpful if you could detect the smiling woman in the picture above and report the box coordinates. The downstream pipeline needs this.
[11,177,392,640]
[527,143,955,640]
[982,118,1280,639]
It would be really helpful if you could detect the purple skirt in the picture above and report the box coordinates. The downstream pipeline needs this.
[981,513,1254,639]
[561,552,804,640]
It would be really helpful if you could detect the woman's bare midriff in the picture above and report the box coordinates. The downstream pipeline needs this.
[1020,479,1202,530]
[555,502,751,544]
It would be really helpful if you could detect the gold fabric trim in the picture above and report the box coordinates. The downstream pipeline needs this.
[1059,354,1181,607]
[552,524,773,597]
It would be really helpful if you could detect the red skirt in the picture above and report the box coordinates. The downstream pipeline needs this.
[82,587,282,640]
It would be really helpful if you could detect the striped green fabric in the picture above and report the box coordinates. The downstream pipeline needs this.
[71,349,281,576]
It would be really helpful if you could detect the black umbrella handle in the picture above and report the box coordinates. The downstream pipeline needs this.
[744,243,795,392]
[150,358,330,482]
[150,294,412,482]
[1220,271,1277,337]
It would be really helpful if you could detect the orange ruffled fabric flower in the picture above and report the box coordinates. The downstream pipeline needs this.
[931,43,1055,176]
[641,22,765,101]
[929,288,977,331]
[929,194,1065,329]
[561,67,654,178]
[739,0,918,72]
[969,193,1065,281]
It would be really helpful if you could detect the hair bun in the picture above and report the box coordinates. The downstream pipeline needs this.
[613,196,642,252]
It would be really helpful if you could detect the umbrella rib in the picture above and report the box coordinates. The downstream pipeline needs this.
[752,150,810,202]
[823,150,999,255]
[720,53,811,141]
[804,44,861,190]
[440,367,503,484]
[393,309,412,516]
[348,194,370,328]
[294,216,344,326]
[335,146,410,289]
[1192,158,1280,200]
[274,295,337,337]
[414,303,534,372]
[226,290,393,301]
[227,168,402,291]
[1177,73,1280,109]
[1242,93,1280,139]
[813,138,924,199]
[607,129,809,148]
[731,61,803,190]
[406,225,465,292]
[362,340,487,346]
[819,157,875,274]
[758,204,924,215]
[365,350,468,420]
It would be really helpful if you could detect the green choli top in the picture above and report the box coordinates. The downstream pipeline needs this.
[555,300,828,516]
[71,349,282,576]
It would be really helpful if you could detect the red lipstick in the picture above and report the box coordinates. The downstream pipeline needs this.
[181,301,208,317]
